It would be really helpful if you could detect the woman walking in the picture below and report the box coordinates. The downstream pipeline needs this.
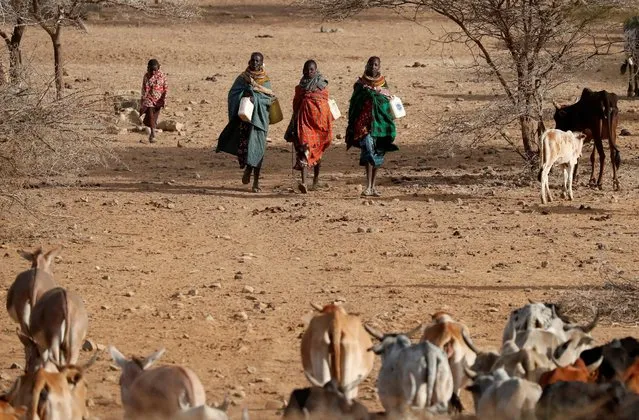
[345,56,398,197]
[285,60,333,193]
[217,52,275,192]
[139,59,168,144]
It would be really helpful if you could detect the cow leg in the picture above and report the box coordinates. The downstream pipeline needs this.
[634,65,639,97]
[588,147,597,187]
[568,163,575,200]
[561,164,572,198]
[540,165,552,204]
[572,160,580,184]
[594,139,605,189]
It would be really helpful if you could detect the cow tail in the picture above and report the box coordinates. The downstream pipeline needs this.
[329,312,342,389]
[607,103,621,170]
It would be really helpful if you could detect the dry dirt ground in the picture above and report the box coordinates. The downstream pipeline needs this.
[2,1,639,419]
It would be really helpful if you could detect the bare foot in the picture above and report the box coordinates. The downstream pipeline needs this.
[252,185,262,193]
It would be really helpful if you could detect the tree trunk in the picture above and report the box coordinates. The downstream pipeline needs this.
[519,115,537,161]
[7,20,25,84]
[51,28,63,100]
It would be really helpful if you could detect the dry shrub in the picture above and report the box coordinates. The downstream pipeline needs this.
[559,265,639,324]
[0,77,117,200]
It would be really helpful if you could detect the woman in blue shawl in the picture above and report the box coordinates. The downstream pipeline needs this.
[216,52,275,192]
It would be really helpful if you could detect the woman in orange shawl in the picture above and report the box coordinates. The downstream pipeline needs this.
[285,60,333,193]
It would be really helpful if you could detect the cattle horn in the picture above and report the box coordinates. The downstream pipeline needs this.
[587,356,603,373]
[462,360,478,379]
[405,323,425,338]
[364,324,384,340]
[83,351,99,371]
[303,370,326,388]
[528,298,537,304]
[462,328,481,354]
[310,303,324,312]
[579,309,600,333]
[552,100,560,109]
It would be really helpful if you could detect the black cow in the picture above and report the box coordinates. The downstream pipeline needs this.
[580,337,639,383]
[536,380,628,420]
[282,379,370,420]
[553,88,620,190]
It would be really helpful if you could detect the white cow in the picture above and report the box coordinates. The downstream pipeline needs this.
[365,324,456,415]
[538,128,588,204]
[465,367,542,420]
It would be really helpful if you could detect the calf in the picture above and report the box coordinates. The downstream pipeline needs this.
[536,380,627,420]
[364,324,456,415]
[282,373,369,420]
[420,311,479,405]
[538,129,588,204]
[6,247,60,334]
[465,367,542,420]
[301,303,374,401]
[109,346,210,420]
[538,358,602,388]
[29,287,88,366]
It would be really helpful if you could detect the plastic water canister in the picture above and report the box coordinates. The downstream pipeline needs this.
[389,96,406,119]
[328,99,341,120]
[238,97,254,122]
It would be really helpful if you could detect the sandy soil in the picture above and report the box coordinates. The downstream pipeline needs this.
[1,2,639,418]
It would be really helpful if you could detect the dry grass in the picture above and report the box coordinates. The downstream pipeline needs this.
[559,265,639,324]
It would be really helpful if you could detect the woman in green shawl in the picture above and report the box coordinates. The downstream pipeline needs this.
[216,52,275,192]
[346,56,398,197]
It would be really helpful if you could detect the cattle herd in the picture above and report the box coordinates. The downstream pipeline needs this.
[4,248,639,419]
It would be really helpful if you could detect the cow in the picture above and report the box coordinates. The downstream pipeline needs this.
[538,129,588,204]
[464,367,542,420]
[502,302,569,344]
[535,380,628,420]
[622,358,639,394]
[364,324,458,415]
[514,325,597,367]
[490,348,555,383]
[301,303,374,402]
[6,247,60,335]
[282,373,370,420]
[621,17,639,97]
[553,88,620,190]
[538,358,603,388]
[420,311,480,407]
[580,337,639,383]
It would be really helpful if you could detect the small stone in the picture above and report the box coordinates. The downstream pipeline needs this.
[102,275,111,280]
[124,291,135,297]
[194,173,201,180]
[265,400,283,410]
[456,198,463,205]
[247,366,257,374]
[167,202,176,209]
[235,311,249,321]
[206,314,215,322]
[182,333,190,339]
[82,340,96,351]
[357,227,366,233]
[109,364,119,371]
[96,344,106,351]
[336,133,343,140]
[101,305,110,310]
[487,307,499,313]
[524,288,532,292]
[366,227,379,233]
[218,205,226,211]
[541,260,549,268]
[243,285,255,293]
[620,128,632,136]
[187,289,199,296]
[235,272,243,280]
[210,282,222,289]
[232,389,246,399]
[9,362,22,370]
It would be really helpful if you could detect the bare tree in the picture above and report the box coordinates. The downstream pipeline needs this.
[0,0,28,83]
[303,0,633,159]
[28,0,196,99]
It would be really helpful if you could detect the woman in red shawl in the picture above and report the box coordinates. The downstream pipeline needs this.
[139,59,168,144]
[285,60,333,193]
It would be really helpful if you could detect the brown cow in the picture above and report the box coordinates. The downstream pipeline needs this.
[538,358,602,388]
